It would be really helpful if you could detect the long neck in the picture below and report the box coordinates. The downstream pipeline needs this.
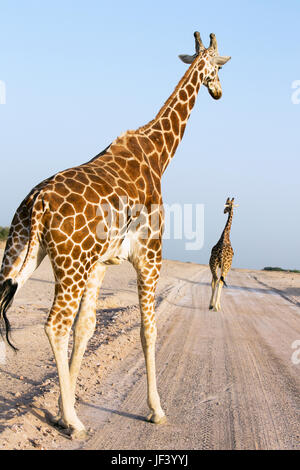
[138,58,205,174]
[222,209,233,243]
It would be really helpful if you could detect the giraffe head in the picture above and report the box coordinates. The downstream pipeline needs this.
[179,32,231,100]
[224,197,236,213]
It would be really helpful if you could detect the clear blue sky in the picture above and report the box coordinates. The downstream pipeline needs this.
[0,0,299,269]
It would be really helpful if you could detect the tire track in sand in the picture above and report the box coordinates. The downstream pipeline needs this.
[76,268,299,450]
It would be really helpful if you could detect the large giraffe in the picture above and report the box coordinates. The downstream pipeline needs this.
[209,197,237,311]
[0,32,231,438]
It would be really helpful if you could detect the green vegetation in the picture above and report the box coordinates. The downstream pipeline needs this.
[0,226,9,241]
[263,266,300,274]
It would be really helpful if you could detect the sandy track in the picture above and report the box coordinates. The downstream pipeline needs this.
[81,269,300,450]
[0,254,299,450]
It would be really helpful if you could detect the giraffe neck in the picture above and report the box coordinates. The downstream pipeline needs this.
[138,59,205,174]
[222,210,233,243]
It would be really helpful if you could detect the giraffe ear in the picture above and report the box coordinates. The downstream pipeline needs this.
[178,54,197,64]
[211,56,231,66]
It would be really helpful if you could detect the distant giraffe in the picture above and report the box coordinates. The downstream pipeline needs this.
[0,32,231,439]
[209,197,237,311]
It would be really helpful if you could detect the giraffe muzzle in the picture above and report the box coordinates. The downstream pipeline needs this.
[208,82,222,100]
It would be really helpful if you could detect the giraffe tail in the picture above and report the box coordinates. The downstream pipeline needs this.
[0,279,18,351]
[0,193,45,351]
[14,191,46,287]
[220,276,228,287]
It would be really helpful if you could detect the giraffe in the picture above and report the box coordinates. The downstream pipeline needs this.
[209,197,238,311]
[0,32,231,439]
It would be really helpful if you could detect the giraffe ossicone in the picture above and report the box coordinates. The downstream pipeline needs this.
[0,31,231,438]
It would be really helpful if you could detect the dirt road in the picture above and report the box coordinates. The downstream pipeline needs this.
[81,269,300,450]
[0,255,299,450]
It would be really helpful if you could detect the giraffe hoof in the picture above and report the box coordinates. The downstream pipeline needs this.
[147,412,167,424]
[69,428,89,440]
[48,414,66,428]
[209,305,213,310]
[48,415,88,440]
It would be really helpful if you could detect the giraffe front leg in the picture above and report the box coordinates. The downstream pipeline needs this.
[135,262,166,425]
[45,285,87,439]
[209,275,217,310]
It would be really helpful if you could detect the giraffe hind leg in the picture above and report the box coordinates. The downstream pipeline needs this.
[209,274,218,310]
[209,257,218,310]
[214,268,229,311]
[49,263,106,431]
[215,254,233,311]
[69,263,106,402]
[214,278,224,311]
[45,282,88,439]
